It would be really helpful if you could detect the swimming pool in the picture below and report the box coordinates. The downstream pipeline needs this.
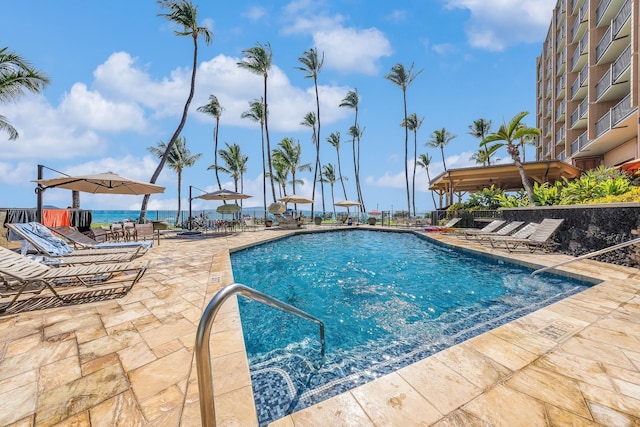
[231,229,594,426]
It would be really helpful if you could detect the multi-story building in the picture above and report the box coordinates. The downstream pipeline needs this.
[536,0,638,171]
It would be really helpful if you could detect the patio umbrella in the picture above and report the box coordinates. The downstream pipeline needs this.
[268,202,286,213]
[216,203,241,215]
[278,194,314,204]
[368,209,381,216]
[196,188,252,201]
[34,172,165,195]
[335,200,361,208]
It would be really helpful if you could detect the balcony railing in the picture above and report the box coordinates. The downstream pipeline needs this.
[596,0,613,24]
[557,151,566,161]
[596,26,612,61]
[556,101,566,121]
[579,97,588,118]
[556,124,566,142]
[570,130,589,155]
[612,0,631,36]
[613,44,632,81]
[579,30,589,54]
[556,75,566,98]
[595,68,612,100]
[571,66,589,98]
[594,94,633,138]
[595,111,612,137]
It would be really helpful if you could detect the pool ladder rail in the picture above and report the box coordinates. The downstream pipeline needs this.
[195,283,326,427]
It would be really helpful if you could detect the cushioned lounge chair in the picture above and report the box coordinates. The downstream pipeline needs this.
[424,217,461,232]
[479,222,538,246]
[0,246,148,314]
[50,225,153,250]
[488,219,564,252]
[457,219,506,239]
[8,223,145,262]
[467,221,524,241]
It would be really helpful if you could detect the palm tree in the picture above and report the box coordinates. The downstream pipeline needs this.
[401,113,424,216]
[241,98,267,219]
[148,136,202,225]
[339,89,365,210]
[348,124,366,212]
[426,128,456,205]
[468,119,493,165]
[140,0,212,223]
[196,94,224,190]
[300,111,325,213]
[470,144,502,166]
[296,47,325,217]
[211,142,248,196]
[272,138,311,209]
[482,112,541,205]
[321,163,337,221]
[385,62,423,215]
[237,42,276,202]
[416,153,437,209]
[517,122,536,163]
[269,157,289,199]
[0,47,50,140]
[326,131,348,200]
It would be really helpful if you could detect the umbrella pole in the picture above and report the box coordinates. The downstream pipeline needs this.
[36,164,44,223]
[189,186,193,230]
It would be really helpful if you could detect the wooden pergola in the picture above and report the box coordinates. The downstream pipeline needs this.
[428,161,582,206]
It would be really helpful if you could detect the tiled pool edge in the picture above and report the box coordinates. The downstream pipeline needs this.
[213,227,640,426]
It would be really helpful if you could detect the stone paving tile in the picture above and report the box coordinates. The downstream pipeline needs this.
[0,227,639,426]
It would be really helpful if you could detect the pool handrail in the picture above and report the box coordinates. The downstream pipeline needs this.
[530,236,640,276]
[195,282,326,427]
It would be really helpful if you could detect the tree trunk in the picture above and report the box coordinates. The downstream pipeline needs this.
[508,143,535,205]
[214,117,221,190]
[402,89,410,216]
[263,75,277,203]
[176,171,182,226]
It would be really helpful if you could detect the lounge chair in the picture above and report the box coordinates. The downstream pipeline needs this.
[8,223,146,262]
[479,222,538,246]
[424,217,461,232]
[488,218,564,252]
[467,221,524,241]
[0,246,148,314]
[276,214,302,229]
[457,219,506,239]
[50,225,153,250]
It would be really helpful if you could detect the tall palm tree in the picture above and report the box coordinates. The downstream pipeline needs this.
[148,136,202,225]
[468,118,493,165]
[272,137,311,209]
[348,124,366,212]
[326,131,348,200]
[0,47,50,140]
[385,62,423,215]
[339,89,364,210]
[426,128,456,205]
[269,157,289,199]
[482,111,541,205]
[296,47,325,217]
[517,122,536,163]
[210,142,248,196]
[416,153,437,209]
[196,94,224,190]
[321,163,337,221]
[140,0,212,223]
[237,42,276,202]
[401,112,424,216]
[300,111,325,213]
[470,144,502,166]
[241,98,267,218]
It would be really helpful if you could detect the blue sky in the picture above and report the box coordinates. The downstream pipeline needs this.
[2,0,555,214]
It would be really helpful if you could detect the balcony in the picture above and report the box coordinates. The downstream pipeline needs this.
[596,0,613,25]
[546,81,553,99]
[545,122,553,137]
[556,100,566,121]
[595,94,634,138]
[570,1,589,42]
[570,97,589,128]
[557,2,566,26]
[556,48,566,75]
[555,124,566,144]
[556,24,566,50]
[596,1,632,64]
[571,30,589,72]
[595,45,632,102]
[570,130,589,156]
[556,74,566,99]
[571,0,585,14]
[546,99,553,118]
[597,0,626,27]
[570,66,588,100]
[557,151,566,161]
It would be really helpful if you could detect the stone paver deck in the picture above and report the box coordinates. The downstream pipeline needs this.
[0,226,639,426]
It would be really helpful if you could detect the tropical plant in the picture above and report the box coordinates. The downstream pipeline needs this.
[532,181,564,206]
[300,111,324,213]
[466,185,503,210]
[401,113,424,216]
[271,138,311,206]
[481,111,541,205]
[385,62,423,215]
[321,163,337,220]
[326,131,348,200]
[241,98,267,218]
[468,119,493,165]
[0,47,50,140]
[296,47,325,216]
[147,136,202,225]
[196,94,224,190]
[237,42,275,203]
[348,123,366,212]
[426,128,456,205]
[560,167,631,204]
[495,191,530,208]
[416,153,437,209]
[470,144,502,166]
[339,89,365,210]
[210,142,248,196]
[269,157,289,199]
[140,0,212,223]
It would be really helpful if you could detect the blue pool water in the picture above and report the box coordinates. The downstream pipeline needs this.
[231,230,594,425]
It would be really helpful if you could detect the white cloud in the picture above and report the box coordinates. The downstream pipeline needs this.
[444,0,555,51]
[387,10,407,23]
[243,6,267,21]
[432,43,457,56]
[280,0,393,74]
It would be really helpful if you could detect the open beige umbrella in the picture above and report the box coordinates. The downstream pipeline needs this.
[278,194,314,204]
[334,199,361,208]
[34,172,165,195]
[196,188,252,201]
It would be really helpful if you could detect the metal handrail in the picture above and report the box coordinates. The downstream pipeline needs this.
[195,283,326,427]
[531,237,640,276]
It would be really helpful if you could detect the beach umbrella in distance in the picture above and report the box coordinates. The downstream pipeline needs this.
[368,209,381,216]
[268,202,286,213]
[216,203,242,219]
[196,188,252,201]
[34,172,165,195]
[278,194,314,204]
[335,199,361,208]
